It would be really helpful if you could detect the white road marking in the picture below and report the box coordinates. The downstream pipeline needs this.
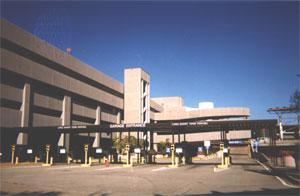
[275,176,298,188]
[152,167,177,172]
[152,167,168,172]
[47,166,81,170]
[257,161,270,171]
[96,166,123,171]
[213,167,230,172]
[6,165,42,169]
[257,160,299,188]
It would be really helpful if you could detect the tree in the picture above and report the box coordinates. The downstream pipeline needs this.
[113,136,144,153]
[290,90,300,111]
[157,138,171,155]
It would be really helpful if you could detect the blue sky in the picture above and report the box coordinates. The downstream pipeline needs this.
[1,1,299,122]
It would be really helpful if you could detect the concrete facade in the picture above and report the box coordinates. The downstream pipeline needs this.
[1,19,123,155]
[1,19,251,159]
[124,68,150,124]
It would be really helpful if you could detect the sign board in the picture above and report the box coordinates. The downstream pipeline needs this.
[60,149,66,154]
[27,149,33,154]
[109,123,146,129]
[223,148,228,153]
[96,148,102,154]
[166,148,171,153]
[205,146,210,149]
[198,147,203,152]
[175,148,183,153]
[204,141,211,147]
[134,148,141,154]
[229,140,243,144]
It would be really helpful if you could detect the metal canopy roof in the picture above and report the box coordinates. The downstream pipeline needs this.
[0,119,278,135]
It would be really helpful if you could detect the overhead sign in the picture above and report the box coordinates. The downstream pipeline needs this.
[204,141,210,147]
[109,123,146,129]
[58,125,87,129]
[229,140,243,144]
[27,149,33,154]
[60,149,66,154]
[134,148,141,154]
[175,148,183,153]
[172,122,208,126]
[96,148,102,153]
[166,148,171,153]
[198,147,203,152]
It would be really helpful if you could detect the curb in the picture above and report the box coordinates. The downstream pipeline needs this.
[256,160,300,188]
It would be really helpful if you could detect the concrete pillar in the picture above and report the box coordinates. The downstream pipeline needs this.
[58,96,71,153]
[17,83,30,145]
[150,131,153,150]
[116,111,122,140]
[279,116,283,140]
[93,105,101,148]
[172,132,174,144]
[147,131,151,150]
[298,116,300,138]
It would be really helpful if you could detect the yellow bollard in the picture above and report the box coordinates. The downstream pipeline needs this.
[67,156,71,164]
[169,144,178,168]
[89,157,92,165]
[182,156,186,165]
[226,156,231,166]
[46,151,49,164]
[123,145,132,167]
[35,156,38,164]
[85,151,87,165]
[221,150,224,166]
[42,145,52,166]
[172,150,174,165]
[141,156,145,164]
[81,144,90,167]
[217,144,228,168]
[11,145,15,164]
[50,157,53,165]
[176,157,179,166]
[15,157,19,165]
[130,156,133,165]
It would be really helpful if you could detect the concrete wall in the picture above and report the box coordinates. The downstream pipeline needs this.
[151,97,184,108]
[154,130,251,143]
[124,68,150,123]
[0,18,123,132]
[153,105,250,121]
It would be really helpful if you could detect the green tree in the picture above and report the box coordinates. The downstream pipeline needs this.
[113,136,145,153]
[157,138,171,155]
[290,90,300,110]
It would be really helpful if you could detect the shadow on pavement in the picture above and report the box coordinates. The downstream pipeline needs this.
[0,191,61,196]
[154,188,299,196]
[231,162,259,166]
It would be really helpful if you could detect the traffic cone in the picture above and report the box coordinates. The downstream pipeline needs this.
[105,159,109,167]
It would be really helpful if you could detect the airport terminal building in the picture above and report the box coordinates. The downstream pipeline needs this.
[0,18,251,160]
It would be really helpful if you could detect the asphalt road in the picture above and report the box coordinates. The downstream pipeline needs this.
[0,149,299,196]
